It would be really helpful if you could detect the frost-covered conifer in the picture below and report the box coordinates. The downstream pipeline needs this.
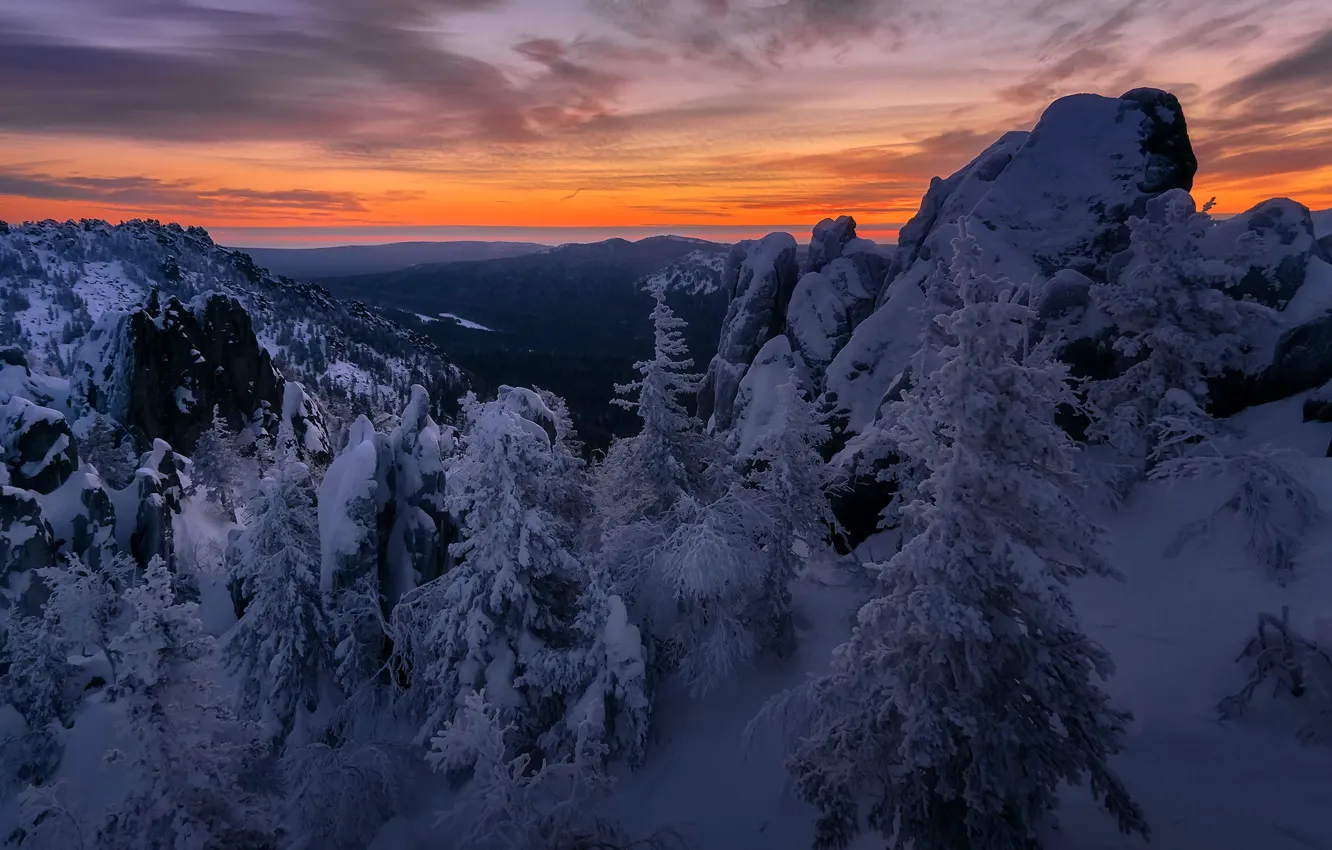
[742,377,837,658]
[1088,188,1249,473]
[596,284,718,534]
[0,614,73,733]
[425,690,627,850]
[36,553,132,689]
[100,558,274,850]
[393,392,585,748]
[224,456,331,744]
[783,229,1147,850]
[190,405,241,514]
[1152,441,1323,585]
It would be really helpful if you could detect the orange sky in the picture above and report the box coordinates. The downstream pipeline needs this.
[2,0,1331,246]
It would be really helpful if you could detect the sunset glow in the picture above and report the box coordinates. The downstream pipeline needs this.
[2,0,1331,246]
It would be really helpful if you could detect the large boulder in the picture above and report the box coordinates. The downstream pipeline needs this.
[727,335,810,458]
[822,276,926,436]
[697,233,800,431]
[888,89,1197,297]
[0,396,79,495]
[786,256,883,387]
[1204,198,1327,310]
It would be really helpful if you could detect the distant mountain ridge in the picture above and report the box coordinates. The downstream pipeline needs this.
[234,240,548,280]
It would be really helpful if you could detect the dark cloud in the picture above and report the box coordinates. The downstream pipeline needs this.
[0,168,400,214]
[0,0,628,149]
[1221,27,1332,101]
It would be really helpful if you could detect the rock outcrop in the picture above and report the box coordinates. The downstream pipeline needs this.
[697,233,799,431]
[129,439,187,571]
[0,396,79,495]
[0,487,57,617]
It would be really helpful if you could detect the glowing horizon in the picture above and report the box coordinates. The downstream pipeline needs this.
[3,0,1332,247]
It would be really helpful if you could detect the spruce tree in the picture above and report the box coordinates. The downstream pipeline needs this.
[101,559,274,850]
[785,229,1148,850]
[190,405,240,514]
[224,456,331,745]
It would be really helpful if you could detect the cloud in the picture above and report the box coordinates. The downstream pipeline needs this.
[1220,26,1332,101]
[0,0,628,149]
[0,168,405,216]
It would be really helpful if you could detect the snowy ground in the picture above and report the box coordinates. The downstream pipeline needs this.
[438,312,495,332]
[377,392,1332,850]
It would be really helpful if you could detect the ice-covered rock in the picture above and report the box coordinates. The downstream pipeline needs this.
[697,233,799,431]
[1205,198,1328,310]
[0,396,79,495]
[0,486,57,616]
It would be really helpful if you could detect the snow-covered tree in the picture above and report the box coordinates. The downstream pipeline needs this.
[1152,441,1322,585]
[741,376,837,658]
[223,457,331,745]
[1,614,73,734]
[1218,606,1332,744]
[280,740,423,850]
[1088,188,1250,474]
[596,284,718,536]
[781,229,1147,850]
[36,552,133,689]
[521,578,653,767]
[392,391,586,749]
[425,690,628,850]
[99,558,274,850]
[189,405,241,514]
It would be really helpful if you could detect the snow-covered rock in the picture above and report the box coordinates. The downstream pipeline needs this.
[889,89,1197,297]
[807,216,858,275]
[785,256,882,385]
[697,233,799,431]
[0,395,78,495]
[280,381,331,464]
[727,335,810,458]
[130,439,187,570]
[1206,198,1328,310]
[822,277,926,435]
[0,485,57,616]
[38,462,117,571]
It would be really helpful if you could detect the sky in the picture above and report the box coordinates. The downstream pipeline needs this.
[1,0,1331,247]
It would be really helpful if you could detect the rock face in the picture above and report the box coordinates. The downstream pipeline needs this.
[697,233,800,431]
[0,396,79,495]
[1205,198,1327,310]
[0,487,57,617]
[74,292,285,455]
[727,335,809,458]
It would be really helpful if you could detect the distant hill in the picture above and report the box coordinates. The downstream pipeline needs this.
[232,240,547,280]
[317,235,732,450]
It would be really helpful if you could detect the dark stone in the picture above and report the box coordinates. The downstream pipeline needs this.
[129,441,186,571]
[1207,198,1321,310]
[1212,314,1332,417]
[1119,88,1197,193]
[76,292,285,455]
[0,346,25,368]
